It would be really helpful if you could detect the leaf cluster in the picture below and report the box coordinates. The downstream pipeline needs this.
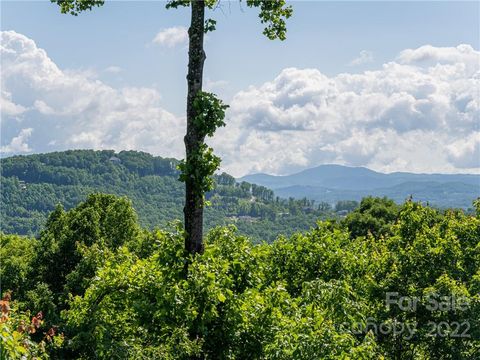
[54,0,292,41]
[178,91,228,195]
[3,196,478,358]
[51,0,104,16]
[192,91,228,138]
[179,143,222,195]
[246,0,293,40]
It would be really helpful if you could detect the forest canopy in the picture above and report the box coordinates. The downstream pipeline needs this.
[1,193,479,359]
[1,150,342,242]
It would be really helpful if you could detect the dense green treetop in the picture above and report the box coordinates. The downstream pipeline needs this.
[1,150,335,242]
[1,196,478,359]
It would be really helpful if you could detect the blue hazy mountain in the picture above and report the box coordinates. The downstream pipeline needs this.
[239,165,480,209]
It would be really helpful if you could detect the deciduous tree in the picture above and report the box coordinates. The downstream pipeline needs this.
[51,0,292,254]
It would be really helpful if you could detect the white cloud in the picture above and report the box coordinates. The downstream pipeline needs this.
[1,128,33,153]
[33,100,55,115]
[447,132,480,169]
[211,44,480,176]
[397,44,478,69]
[349,50,373,66]
[1,30,185,158]
[2,31,479,177]
[152,26,188,48]
[104,65,123,73]
[1,90,27,116]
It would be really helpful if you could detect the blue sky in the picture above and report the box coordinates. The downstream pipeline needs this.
[3,1,478,113]
[1,1,479,175]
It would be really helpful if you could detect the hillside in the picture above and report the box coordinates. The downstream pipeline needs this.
[0,150,332,242]
[240,164,480,209]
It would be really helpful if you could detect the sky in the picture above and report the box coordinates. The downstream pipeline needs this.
[1,1,479,176]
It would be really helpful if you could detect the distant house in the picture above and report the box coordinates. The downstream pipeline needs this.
[109,156,122,164]
[18,180,27,190]
[226,215,259,223]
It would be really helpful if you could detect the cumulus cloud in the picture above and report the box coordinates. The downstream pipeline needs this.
[447,132,480,169]
[211,44,480,176]
[349,50,373,66]
[397,44,478,68]
[1,30,184,158]
[152,26,188,48]
[2,31,478,177]
[1,89,27,116]
[104,65,123,73]
[1,128,33,153]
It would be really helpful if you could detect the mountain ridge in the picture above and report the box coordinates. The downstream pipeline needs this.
[239,164,480,208]
[0,150,334,242]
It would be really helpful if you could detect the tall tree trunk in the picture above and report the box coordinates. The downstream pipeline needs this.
[184,0,206,255]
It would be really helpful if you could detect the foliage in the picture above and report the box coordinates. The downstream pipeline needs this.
[0,292,63,359]
[2,195,478,359]
[51,0,104,16]
[179,91,228,204]
[1,150,334,242]
[335,200,359,212]
[163,0,292,40]
[63,226,381,359]
[0,234,37,298]
[53,0,294,255]
[192,91,228,138]
[343,196,400,239]
[179,143,222,196]
[33,194,140,300]
[59,199,479,359]
[246,0,293,40]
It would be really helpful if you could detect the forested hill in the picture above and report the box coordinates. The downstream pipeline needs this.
[0,150,333,241]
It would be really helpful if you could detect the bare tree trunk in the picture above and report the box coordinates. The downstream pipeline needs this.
[184,0,206,255]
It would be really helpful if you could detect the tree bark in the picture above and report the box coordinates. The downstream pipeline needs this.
[184,0,206,255]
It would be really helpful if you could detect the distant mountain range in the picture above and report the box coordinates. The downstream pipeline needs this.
[239,165,480,209]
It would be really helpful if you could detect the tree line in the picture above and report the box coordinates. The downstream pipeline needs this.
[2,195,479,358]
[1,150,345,242]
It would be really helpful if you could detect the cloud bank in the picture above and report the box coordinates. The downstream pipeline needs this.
[1,31,478,177]
[152,26,188,48]
[1,30,185,159]
[1,128,33,153]
[212,44,479,175]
